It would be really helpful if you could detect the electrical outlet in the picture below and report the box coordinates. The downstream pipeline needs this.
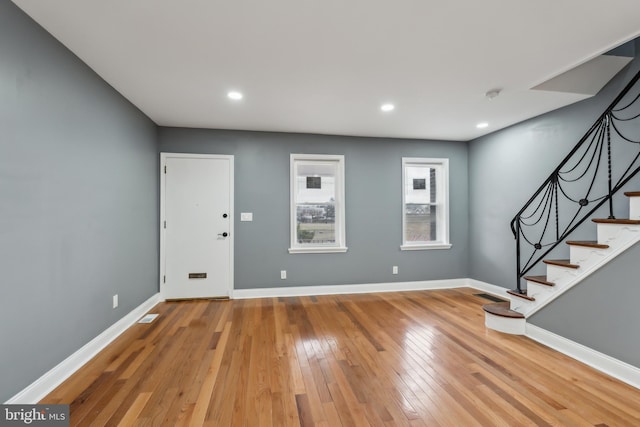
[280,270,287,280]
[392,266,398,275]
[113,294,119,309]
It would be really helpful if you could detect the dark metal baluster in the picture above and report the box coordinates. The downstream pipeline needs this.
[606,114,615,219]
[515,219,522,294]
[554,178,560,241]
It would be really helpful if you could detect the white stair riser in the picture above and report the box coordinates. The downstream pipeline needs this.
[484,312,525,335]
[546,264,580,283]
[526,281,555,299]
[569,245,609,267]
[596,223,640,246]
[629,197,640,220]
[509,296,534,312]
[508,281,555,311]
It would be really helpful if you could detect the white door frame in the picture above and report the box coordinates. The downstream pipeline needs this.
[160,152,234,300]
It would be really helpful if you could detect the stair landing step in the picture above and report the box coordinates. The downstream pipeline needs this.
[566,240,609,249]
[543,259,579,269]
[592,218,640,224]
[523,275,555,286]
[624,191,640,197]
[482,302,524,319]
[507,289,535,301]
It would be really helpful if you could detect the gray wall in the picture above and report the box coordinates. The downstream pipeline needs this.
[469,44,640,368]
[0,3,158,402]
[469,51,640,289]
[4,0,635,401]
[529,242,640,368]
[159,128,469,289]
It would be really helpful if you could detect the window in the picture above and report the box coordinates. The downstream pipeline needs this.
[401,157,451,250]
[289,154,347,253]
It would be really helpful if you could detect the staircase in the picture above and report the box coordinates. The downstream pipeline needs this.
[483,66,640,334]
[484,192,640,334]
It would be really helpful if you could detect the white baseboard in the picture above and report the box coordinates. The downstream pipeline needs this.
[232,278,467,299]
[10,278,638,403]
[526,324,640,390]
[465,279,511,299]
[472,279,640,390]
[6,293,162,404]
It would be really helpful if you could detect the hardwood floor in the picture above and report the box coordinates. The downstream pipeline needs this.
[42,288,640,426]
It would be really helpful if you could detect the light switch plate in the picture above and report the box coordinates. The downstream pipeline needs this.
[240,212,253,222]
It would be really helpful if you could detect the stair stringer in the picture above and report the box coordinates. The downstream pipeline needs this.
[510,223,640,318]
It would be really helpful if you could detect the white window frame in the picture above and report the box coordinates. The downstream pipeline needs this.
[289,154,347,254]
[401,157,451,250]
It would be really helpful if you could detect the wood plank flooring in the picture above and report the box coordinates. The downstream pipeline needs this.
[42,288,640,426]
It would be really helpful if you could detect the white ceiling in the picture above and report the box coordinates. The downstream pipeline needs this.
[12,0,640,141]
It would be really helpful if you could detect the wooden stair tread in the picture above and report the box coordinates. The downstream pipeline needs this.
[523,275,555,286]
[482,302,524,319]
[592,218,640,224]
[543,259,579,269]
[624,191,640,197]
[507,289,535,301]
[566,240,609,249]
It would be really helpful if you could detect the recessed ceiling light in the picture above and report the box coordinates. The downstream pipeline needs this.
[381,103,395,112]
[476,122,489,129]
[227,91,243,100]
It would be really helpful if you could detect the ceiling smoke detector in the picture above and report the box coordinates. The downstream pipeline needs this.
[485,89,501,100]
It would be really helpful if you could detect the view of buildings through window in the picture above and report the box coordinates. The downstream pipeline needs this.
[290,155,447,252]
[290,154,346,253]
[295,163,337,245]
[402,158,450,249]
[404,165,437,242]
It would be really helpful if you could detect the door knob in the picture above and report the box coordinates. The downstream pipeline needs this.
[223,213,228,218]
[218,232,229,237]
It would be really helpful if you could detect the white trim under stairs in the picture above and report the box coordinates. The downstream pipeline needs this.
[473,279,640,390]
[527,324,640,390]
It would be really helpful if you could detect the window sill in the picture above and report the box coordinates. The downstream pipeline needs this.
[288,246,348,254]
[400,243,452,251]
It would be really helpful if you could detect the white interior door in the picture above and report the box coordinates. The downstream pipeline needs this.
[161,153,233,299]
